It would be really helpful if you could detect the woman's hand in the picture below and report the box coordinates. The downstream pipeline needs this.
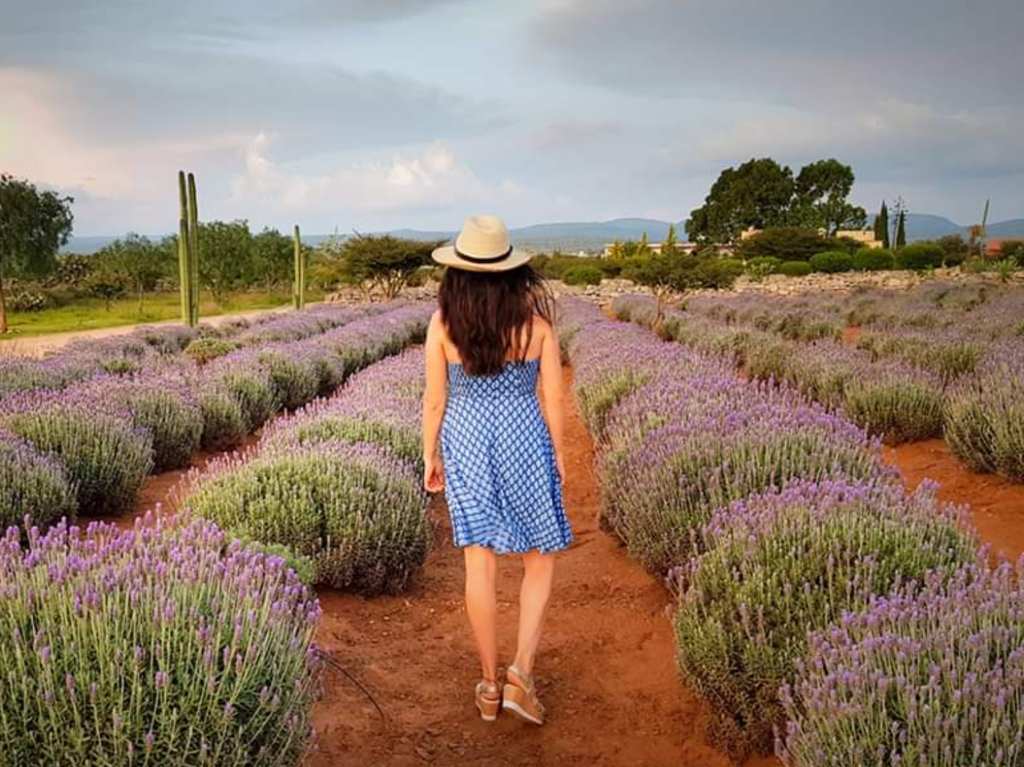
[424,454,445,493]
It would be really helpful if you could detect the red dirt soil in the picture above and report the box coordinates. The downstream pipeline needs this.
[883,439,1024,562]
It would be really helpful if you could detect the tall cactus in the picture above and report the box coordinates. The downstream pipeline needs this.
[176,171,201,326]
[293,225,306,310]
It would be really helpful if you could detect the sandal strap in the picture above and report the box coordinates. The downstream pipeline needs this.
[506,665,544,712]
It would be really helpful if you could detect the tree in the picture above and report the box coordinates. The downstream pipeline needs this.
[623,252,700,325]
[890,197,908,250]
[197,220,254,302]
[794,159,866,236]
[321,234,440,299]
[95,233,169,313]
[735,227,831,262]
[0,174,74,333]
[687,158,795,244]
[663,223,679,255]
[875,201,890,249]
[251,228,295,292]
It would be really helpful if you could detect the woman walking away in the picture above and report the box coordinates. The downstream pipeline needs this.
[422,214,573,725]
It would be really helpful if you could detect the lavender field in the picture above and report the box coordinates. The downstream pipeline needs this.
[2,284,1024,766]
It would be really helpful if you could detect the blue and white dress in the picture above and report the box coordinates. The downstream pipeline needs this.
[441,359,573,554]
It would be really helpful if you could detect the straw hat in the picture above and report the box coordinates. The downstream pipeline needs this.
[431,214,532,272]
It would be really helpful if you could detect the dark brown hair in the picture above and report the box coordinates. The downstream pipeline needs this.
[438,264,555,377]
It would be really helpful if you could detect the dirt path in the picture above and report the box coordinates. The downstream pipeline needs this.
[0,305,301,359]
[884,439,1024,562]
[308,368,753,767]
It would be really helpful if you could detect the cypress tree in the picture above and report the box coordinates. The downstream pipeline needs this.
[895,210,906,249]
[875,201,890,248]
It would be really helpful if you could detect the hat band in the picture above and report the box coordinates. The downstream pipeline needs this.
[454,245,513,264]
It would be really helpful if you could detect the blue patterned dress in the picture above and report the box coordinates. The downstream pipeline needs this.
[441,359,573,554]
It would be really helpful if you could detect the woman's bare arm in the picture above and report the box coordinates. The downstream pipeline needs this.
[537,319,566,481]
[421,311,448,491]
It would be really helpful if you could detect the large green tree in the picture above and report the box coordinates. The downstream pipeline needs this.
[251,228,295,292]
[793,159,866,235]
[197,220,254,302]
[0,175,74,333]
[319,234,440,299]
[687,158,796,244]
[874,201,890,248]
[95,233,170,313]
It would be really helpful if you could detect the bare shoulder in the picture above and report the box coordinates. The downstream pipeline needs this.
[531,314,554,338]
[428,309,445,335]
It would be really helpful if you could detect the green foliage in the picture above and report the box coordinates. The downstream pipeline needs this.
[185,445,429,594]
[793,158,866,235]
[894,242,944,271]
[687,158,796,243]
[316,234,439,299]
[536,253,619,280]
[3,409,153,516]
[249,228,295,291]
[934,234,970,266]
[777,261,813,277]
[562,264,604,286]
[843,377,945,444]
[82,264,129,309]
[49,253,94,288]
[993,258,1018,283]
[852,248,894,271]
[873,201,890,248]
[0,174,75,333]
[735,227,831,262]
[999,240,1024,265]
[196,386,249,450]
[744,256,781,281]
[198,220,254,302]
[809,250,854,273]
[94,234,171,312]
[184,337,239,364]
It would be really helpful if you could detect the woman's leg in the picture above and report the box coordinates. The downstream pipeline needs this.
[463,545,498,682]
[513,550,556,675]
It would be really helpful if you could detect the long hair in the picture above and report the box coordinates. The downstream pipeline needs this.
[438,264,555,377]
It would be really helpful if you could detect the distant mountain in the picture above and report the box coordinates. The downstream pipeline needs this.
[63,215,1024,255]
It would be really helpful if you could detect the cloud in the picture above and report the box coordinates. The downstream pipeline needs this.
[229,133,518,219]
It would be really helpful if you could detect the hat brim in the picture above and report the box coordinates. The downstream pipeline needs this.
[431,245,533,273]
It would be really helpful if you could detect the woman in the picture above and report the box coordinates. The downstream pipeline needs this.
[422,214,573,725]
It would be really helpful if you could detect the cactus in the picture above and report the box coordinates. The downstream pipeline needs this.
[293,225,306,310]
[176,171,201,326]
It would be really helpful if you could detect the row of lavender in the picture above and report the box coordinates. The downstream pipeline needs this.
[179,347,429,595]
[560,298,1024,765]
[0,301,433,530]
[0,324,434,765]
[0,301,382,401]
[614,292,1024,482]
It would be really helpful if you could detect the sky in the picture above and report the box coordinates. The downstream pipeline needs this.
[1,0,1022,236]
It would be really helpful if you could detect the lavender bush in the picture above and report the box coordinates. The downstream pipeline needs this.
[1,395,153,516]
[779,563,1024,766]
[843,365,945,444]
[196,384,249,450]
[0,429,76,528]
[0,514,321,766]
[674,479,979,758]
[182,441,429,594]
[945,352,1024,481]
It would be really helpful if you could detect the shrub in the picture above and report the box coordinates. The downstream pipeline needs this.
[894,242,944,271]
[205,365,280,431]
[2,403,153,516]
[695,258,745,289]
[196,385,249,450]
[809,250,854,274]
[843,368,945,444]
[0,429,76,529]
[778,261,812,277]
[745,256,781,281]
[780,563,1021,766]
[183,442,429,594]
[0,515,322,766]
[935,233,970,266]
[945,359,1024,481]
[562,265,604,286]
[185,337,239,364]
[1000,240,1024,265]
[851,248,894,271]
[675,479,978,758]
[735,228,830,262]
[7,282,51,312]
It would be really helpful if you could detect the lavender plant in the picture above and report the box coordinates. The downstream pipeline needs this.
[0,429,76,528]
[674,479,979,758]
[0,514,322,766]
[779,562,1024,766]
[182,442,429,594]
